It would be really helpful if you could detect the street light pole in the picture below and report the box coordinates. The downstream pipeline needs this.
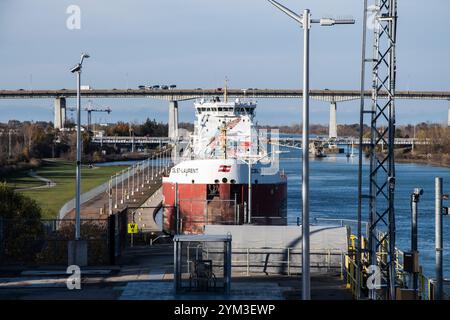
[267,0,354,301]
[70,53,90,241]
[75,70,81,239]
[301,9,311,301]
[435,177,443,300]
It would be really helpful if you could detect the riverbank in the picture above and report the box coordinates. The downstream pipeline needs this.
[396,157,450,169]
[395,152,450,169]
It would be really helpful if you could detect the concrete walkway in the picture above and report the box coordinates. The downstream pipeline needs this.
[63,169,164,220]
[0,243,352,300]
[15,170,56,191]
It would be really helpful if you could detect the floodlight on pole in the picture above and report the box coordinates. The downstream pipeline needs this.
[70,52,90,241]
[267,0,354,301]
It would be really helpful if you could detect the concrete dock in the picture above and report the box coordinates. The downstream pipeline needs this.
[0,243,352,300]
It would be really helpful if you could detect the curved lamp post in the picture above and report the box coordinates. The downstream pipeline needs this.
[267,0,354,300]
[70,53,90,241]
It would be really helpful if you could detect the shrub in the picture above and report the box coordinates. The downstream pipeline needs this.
[0,184,44,262]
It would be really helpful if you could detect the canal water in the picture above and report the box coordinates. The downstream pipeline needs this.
[281,147,450,279]
[97,149,450,279]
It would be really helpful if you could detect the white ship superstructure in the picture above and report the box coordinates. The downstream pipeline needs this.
[162,94,287,234]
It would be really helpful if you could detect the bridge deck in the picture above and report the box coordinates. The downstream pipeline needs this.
[1,88,449,101]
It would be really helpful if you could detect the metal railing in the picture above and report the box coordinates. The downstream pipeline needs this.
[58,150,172,219]
[344,234,449,300]
[313,217,369,236]
[185,244,346,277]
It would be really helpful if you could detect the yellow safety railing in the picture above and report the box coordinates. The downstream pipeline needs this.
[344,233,448,300]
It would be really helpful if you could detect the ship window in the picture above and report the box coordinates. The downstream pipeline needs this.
[222,178,228,183]
[214,179,219,184]
[218,107,223,111]
[207,108,211,111]
[230,179,236,184]
[254,179,258,184]
[191,180,195,183]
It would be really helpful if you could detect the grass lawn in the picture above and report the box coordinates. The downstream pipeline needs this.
[2,159,126,219]
[1,170,43,189]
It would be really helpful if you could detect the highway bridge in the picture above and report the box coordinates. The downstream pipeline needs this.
[1,88,449,138]
[1,88,450,102]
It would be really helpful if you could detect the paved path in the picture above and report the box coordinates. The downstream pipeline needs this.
[64,168,164,220]
[15,170,56,191]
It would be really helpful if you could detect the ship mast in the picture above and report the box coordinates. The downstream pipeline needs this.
[224,77,228,103]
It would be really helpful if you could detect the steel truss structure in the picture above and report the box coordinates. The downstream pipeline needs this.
[358,0,398,300]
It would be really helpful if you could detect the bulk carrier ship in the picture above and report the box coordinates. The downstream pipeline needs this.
[162,89,287,234]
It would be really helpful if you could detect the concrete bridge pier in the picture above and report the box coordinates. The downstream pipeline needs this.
[329,101,337,139]
[168,100,179,162]
[54,97,66,129]
[447,101,450,127]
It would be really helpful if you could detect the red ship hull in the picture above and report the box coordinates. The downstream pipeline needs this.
[162,181,287,234]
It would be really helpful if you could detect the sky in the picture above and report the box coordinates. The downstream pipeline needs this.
[0,0,449,126]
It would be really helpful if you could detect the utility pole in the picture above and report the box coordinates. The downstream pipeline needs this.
[267,0,354,300]
[8,129,12,159]
[358,0,398,300]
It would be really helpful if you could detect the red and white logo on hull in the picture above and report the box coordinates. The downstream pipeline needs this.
[218,165,232,172]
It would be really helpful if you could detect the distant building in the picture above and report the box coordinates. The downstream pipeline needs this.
[7,120,21,128]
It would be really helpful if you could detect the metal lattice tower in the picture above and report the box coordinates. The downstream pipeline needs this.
[358,0,398,300]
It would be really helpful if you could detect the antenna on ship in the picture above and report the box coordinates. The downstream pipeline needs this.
[224,77,228,103]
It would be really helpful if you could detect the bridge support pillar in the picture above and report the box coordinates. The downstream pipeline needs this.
[169,100,179,162]
[329,101,337,139]
[447,101,450,127]
[168,100,179,139]
[54,97,66,129]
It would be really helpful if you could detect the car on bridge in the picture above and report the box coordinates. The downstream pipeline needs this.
[152,85,160,89]
[138,85,145,90]
[169,84,177,89]
[161,85,169,90]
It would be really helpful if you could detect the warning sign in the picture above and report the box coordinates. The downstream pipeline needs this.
[128,223,138,234]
